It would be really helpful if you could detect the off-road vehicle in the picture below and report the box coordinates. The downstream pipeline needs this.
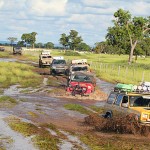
[50,56,68,75]
[68,59,91,76]
[0,46,5,51]
[66,71,96,96]
[13,46,22,55]
[103,83,150,126]
[39,50,53,68]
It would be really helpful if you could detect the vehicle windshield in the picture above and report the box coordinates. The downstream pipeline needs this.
[42,56,51,58]
[72,75,92,82]
[15,47,22,50]
[53,60,66,64]
[129,96,150,107]
[72,66,88,71]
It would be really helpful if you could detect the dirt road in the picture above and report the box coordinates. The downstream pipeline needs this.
[0,58,150,150]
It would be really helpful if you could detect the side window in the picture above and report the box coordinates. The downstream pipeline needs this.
[115,94,124,106]
[122,96,128,103]
[107,93,117,104]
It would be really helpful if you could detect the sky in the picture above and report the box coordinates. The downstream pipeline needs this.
[0,0,149,46]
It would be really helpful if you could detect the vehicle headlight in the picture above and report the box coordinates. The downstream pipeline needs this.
[87,86,91,89]
[142,114,148,120]
[83,87,87,91]
[52,66,56,69]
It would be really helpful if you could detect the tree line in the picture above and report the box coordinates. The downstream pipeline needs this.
[6,8,150,64]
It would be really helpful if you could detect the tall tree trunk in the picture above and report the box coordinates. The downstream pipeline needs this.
[128,40,137,65]
[32,43,34,49]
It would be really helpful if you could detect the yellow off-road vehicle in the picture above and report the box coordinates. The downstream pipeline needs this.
[39,50,53,68]
[103,83,150,126]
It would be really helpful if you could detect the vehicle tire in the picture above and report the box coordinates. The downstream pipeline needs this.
[105,112,112,118]
[72,91,75,96]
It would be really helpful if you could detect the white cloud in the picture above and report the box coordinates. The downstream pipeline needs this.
[0,0,4,8]
[27,0,68,16]
[0,0,149,45]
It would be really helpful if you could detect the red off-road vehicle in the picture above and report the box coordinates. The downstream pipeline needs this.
[66,72,96,96]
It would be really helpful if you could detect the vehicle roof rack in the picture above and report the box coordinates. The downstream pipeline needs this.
[71,59,87,65]
[114,83,150,94]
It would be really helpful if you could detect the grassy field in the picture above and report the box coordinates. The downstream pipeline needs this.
[51,50,150,84]
[1,47,150,85]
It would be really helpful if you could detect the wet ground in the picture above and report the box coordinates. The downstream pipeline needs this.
[1,57,149,150]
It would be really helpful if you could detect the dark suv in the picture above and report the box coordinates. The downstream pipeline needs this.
[13,46,22,55]
[50,59,68,75]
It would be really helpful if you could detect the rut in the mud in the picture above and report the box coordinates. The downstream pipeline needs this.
[84,113,150,136]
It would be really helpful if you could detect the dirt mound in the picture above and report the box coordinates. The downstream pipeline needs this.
[84,114,150,136]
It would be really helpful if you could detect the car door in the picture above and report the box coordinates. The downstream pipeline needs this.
[113,94,130,117]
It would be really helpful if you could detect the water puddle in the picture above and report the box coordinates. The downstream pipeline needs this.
[59,130,90,150]
[0,112,37,150]
[0,58,17,62]
[96,78,114,95]
[3,85,22,96]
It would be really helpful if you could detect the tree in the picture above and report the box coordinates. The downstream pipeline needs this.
[140,37,150,56]
[44,42,54,49]
[59,33,69,50]
[17,41,24,47]
[106,9,150,64]
[68,30,83,51]
[35,43,43,48]
[21,32,37,48]
[94,41,107,53]
[77,42,90,51]
[7,37,17,46]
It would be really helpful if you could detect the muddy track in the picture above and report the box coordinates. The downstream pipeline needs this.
[1,58,150,150]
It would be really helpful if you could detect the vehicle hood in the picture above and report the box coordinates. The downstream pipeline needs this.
[130,107,150,113]
[52,64,67,68]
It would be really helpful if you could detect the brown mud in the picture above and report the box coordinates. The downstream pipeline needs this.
[0,58,150,150]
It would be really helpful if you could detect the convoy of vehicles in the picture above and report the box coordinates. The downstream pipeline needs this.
[103,83,150,126]
[39,50,53,68]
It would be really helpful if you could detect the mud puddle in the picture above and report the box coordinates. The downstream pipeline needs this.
[0,58,17,62]
[0,111,37,150]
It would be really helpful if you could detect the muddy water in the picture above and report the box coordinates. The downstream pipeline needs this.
[96,78,114,95]
[0,111,37,150]
[0,58,17,62]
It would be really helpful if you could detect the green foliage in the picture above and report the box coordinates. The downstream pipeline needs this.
[21,32,37,48]
[77,42,91,51]
[59,30,83,51]
[106,8,150,63]
[69,30,83,50]
[64,103,91,114]
[44,42,54,49]
[59,33,69,49]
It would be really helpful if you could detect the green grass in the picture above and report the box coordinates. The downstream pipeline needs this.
[3,47,150,84]
[51,51,150,84]
[90,106,104,113]
[64,103,91,114]
[80,133,150,150]
[0,96,17,104]
[0,62,42,88]
[7,117,59,150]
